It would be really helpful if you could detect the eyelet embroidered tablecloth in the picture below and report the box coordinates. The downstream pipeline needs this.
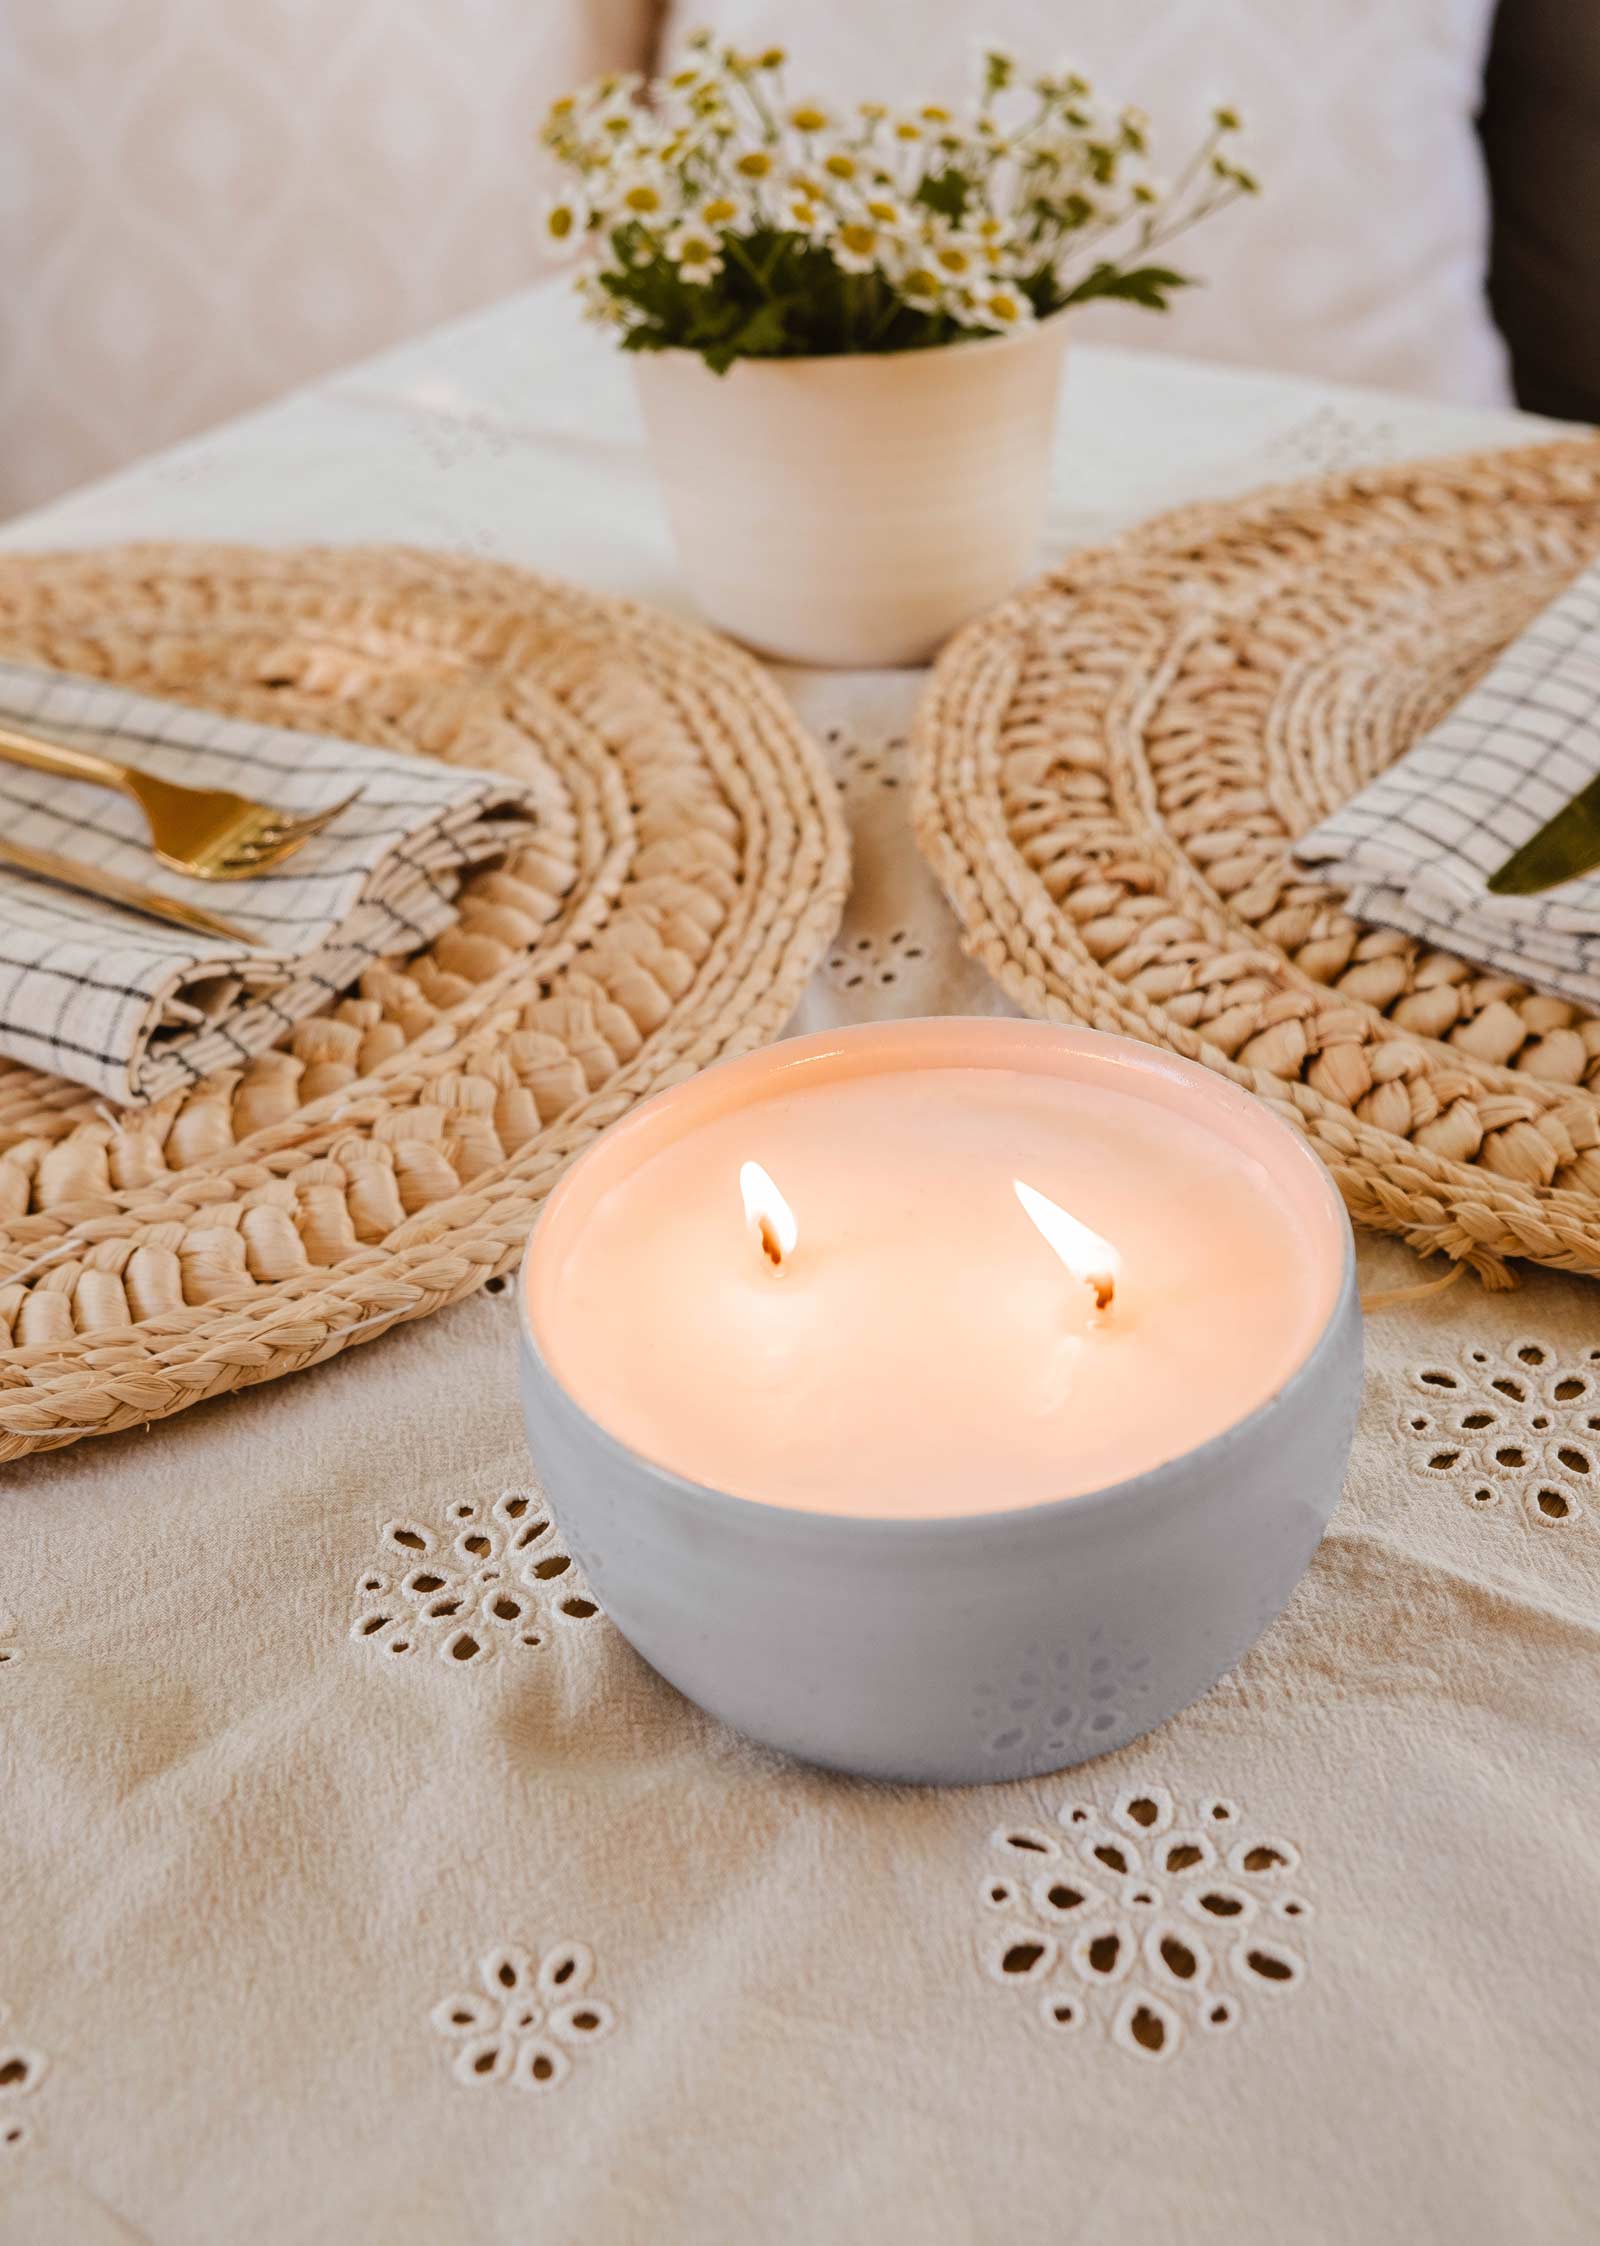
[0,284,1595,2245]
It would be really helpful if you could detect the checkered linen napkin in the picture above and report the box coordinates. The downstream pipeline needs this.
[1295,561,1600,1005]
[0,659,540,1105]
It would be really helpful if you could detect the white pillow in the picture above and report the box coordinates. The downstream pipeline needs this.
[1,0,660,517]
[656,0,1511,406]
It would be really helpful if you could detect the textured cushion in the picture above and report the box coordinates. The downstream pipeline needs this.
[657,0,1512,407]
[1481,0,1600,422]
[0,0,658,517]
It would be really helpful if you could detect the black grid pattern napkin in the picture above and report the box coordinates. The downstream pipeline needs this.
[1295,563,1600,1005]
[0,659,541,1105]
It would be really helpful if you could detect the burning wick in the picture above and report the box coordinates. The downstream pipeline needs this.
[740,1160,798,1274]
[1013,1179,1119,1313]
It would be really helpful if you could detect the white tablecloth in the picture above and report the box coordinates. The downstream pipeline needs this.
[0,285,1595,2244]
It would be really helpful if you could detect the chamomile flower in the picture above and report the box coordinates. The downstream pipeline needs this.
[696,192,742,229]
[612,172,673,221]
[899,263,946,312]
[969,283,1035,331]
[782,186,833,239]
[832,219,883,273]
[540,192,588,253]
[860,190,911,235]
[666,223,723,285]
[927,230,981,283]
[543,35,1255,363]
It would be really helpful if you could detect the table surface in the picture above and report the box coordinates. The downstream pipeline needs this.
[1,284,1596,2246]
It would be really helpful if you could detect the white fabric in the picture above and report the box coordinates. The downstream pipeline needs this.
[1296,560,1600,1006]
[657,0,1512,409]
[0,0,658,516]
[0,659,539,1104]
[0,285,1589,2244]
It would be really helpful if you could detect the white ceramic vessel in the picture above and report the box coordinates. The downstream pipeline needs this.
[633,315,1069,668]
[519,1024,1363,1785]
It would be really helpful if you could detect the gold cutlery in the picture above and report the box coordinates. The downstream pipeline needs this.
[0,719,357,881]
[1487,774,1600,896]
[0,835,261,945]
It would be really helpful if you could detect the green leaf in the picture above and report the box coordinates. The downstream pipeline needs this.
[1063,262,1196,311]
[915,167,969,223]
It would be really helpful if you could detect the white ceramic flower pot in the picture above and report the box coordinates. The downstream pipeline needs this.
[634,317,1069,668]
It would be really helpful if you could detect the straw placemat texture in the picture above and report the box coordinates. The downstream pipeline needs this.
[914,435,1600,1287]
[0,545,849,1461]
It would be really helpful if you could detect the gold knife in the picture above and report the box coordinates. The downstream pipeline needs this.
[0,835,261,945]
[1487,774,1600,896]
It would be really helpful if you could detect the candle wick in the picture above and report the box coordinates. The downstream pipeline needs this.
[756,1216,784,1271]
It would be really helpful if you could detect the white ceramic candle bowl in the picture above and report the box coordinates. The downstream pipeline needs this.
[518,1025,1362,1784]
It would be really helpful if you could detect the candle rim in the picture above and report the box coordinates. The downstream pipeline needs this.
[521,1019,1358,1528]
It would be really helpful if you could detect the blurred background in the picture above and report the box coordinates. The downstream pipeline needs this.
[3,0,1593,521]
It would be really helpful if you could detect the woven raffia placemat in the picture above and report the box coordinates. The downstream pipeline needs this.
[915,434,1600,1288]
[0,545,849,1461]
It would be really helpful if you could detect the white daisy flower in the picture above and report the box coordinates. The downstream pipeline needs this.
[968,282,1035,331]
[612,173,673,222]
[539,192,588,253]
[695,192,744,230]
[831,219,882,274]
[782,187,833,240]
[666,224,724,285]
[899,263,946,312]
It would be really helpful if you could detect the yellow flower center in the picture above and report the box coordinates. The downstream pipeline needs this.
[735,150,774,178]
[823,152,857,180]
[622,183,663,212]
[701,196,739,225]
[547,206,576,238]
[935,245,971,274]
[837,222,877,257]
[864,199,900,225]
[789,104,829,133]
[893,120,923,141]
[986,292,1022,322]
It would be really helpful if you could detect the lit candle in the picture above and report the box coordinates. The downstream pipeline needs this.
[526,1023,1342,1517]
[518,1019,1360,1783]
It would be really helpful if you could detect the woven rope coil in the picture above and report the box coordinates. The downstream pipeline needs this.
[914,434,1600,1288]
[0,545,849,1460]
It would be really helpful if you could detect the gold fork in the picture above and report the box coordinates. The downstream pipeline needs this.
[0,719,359,881]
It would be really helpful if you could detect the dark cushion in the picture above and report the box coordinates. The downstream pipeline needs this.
[1480,0,1600,423]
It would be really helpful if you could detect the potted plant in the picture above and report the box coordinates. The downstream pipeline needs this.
[541,36,1257,667]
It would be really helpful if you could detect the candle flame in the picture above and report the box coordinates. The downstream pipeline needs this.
[740,1159,797,1273]
[1014,1179,1119,1312]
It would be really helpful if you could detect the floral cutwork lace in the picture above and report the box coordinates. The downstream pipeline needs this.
[1405,1339,1600,1529]
[431,1940,616,2091]
[350,1487,602,1665]
[978,1787,1310,2061]
[0,2005,48,2154]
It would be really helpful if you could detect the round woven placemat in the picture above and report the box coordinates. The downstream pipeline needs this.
[915,434,1600,1287]
[0,545,849,1460]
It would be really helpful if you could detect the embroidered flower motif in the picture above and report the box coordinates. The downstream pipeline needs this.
[431,1941,617,2090]
[0,2004,48,2153]
[350,1488,602,1664]
[1405,1338,1600,1529]
[978,1786,1309,2059]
